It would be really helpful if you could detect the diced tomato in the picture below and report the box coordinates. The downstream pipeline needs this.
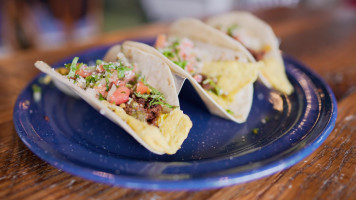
[110,86,130,105]
[76,66,92,78]
[136,81,149,94]
[155,34,166,48]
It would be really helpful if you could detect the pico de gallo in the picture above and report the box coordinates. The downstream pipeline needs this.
[57,55,175,126]
[155,34,223,96]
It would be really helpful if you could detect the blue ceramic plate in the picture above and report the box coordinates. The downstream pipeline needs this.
[14,39,337,190]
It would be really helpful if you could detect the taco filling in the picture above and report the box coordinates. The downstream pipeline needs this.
[35,42,193,155]
[156,35,223,96]
[57,56,175,127]
[208,16,294,95]
[155,34,261,115]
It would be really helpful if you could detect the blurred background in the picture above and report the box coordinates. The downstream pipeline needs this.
[0,0,352,58]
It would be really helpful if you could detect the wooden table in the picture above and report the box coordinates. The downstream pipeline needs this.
[1,6,356,200]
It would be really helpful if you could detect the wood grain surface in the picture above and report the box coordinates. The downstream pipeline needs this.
[1,5,356,200]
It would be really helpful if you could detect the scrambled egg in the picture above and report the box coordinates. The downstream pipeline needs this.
[103,101,192,154]
[260,57,294,95]
[201,61,262,109]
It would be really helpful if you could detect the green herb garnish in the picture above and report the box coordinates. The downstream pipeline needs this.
[105,76,110,91]
[134,78,176,108]
[150,101,177,109]
[252,128,259,135]
[202,78,223,96]
[67,57,79,78]
[98,93,105,101]
[173,60,187,69]
[32,84,41,93]
[85,74,99,87]
[227,24,238,37]
[163,51,174,58]
[226,109,234,115]
[117,66,132,79]
[147,86,176,108]
[141,77,148,85]
[102,63,116,71]
[172,40,180,50]
[134,92,150,100]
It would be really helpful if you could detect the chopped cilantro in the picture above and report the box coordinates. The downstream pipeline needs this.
[117,66,132,79]
[160,39,192,71]
[105,76,110,91]
[163,51,174,58]
[32,84,41,93]
[202,78,223,96]
[151,101,177,109]
[147,86,169,107]
[102,63,116,71]
[172,40,180,50]
[134,80,176,109]
[227,24,238,37]
[226,109,234,115]
[134,92,150,99]
[67,57,79,78]
[148,86,162,96]
[140,76,148,85]
[98,93,105,101]
[173,60,187,69]
[85,75,99,87]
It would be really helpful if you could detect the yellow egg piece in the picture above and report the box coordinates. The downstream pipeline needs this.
[202,60,262,99]
[261,57,293,95]
[103,101,192,155]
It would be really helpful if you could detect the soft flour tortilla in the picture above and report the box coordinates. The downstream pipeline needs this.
[34,41,192,155]
[125,19,260,123]
[206,12,293,95]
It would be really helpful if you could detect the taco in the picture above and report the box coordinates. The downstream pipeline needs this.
[129,19,262,123]
[34,42,192,155]
[206,12,293,95]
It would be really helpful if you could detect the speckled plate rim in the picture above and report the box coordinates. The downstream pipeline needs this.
[13,43,337,190]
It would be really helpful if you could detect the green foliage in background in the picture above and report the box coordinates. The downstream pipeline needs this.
[103,0,147,32]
